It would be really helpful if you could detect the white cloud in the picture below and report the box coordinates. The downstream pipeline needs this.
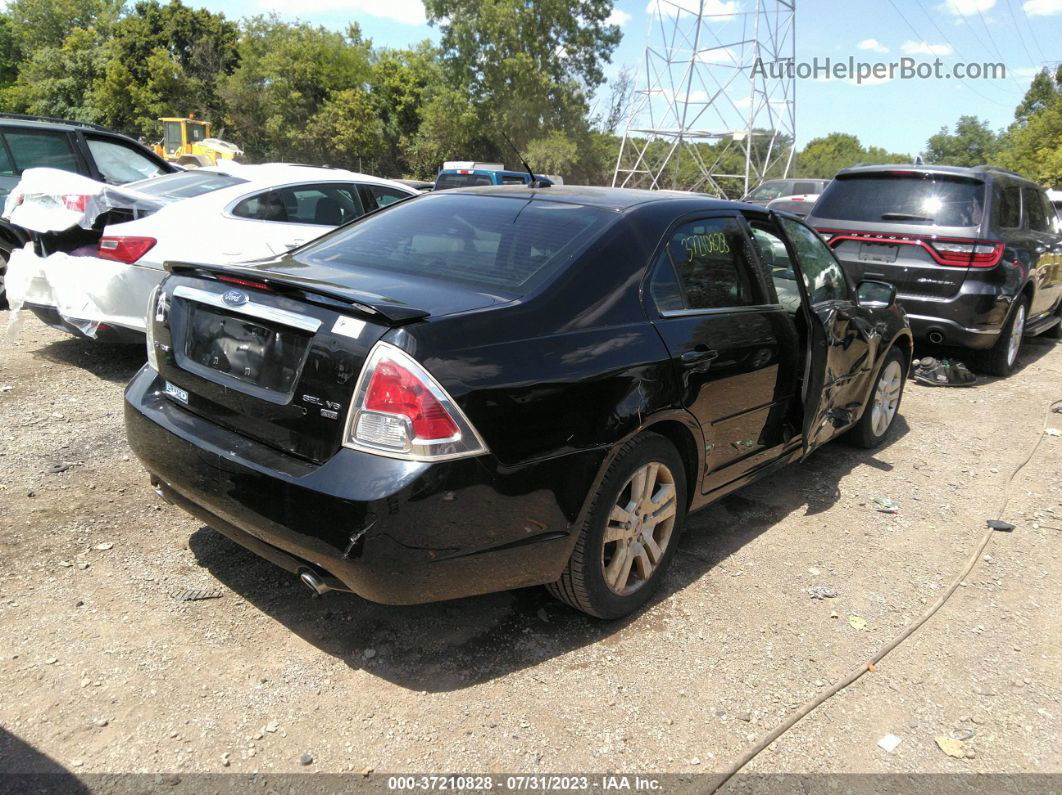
[1023,0,1062,15]
[857,38,889,53]
[258,0,427,25]
[646,0,739,22]
[696,46,739,65]
[942,0,996,14]
[607,8,633,26]
[900,40,955,55]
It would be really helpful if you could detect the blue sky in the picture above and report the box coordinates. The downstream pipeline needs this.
[193,0,1062,155]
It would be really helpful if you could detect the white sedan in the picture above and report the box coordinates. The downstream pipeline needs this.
[6,163,418,340]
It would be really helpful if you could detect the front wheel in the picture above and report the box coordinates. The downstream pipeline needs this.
[547,433,687,619]
[848,348,906,449]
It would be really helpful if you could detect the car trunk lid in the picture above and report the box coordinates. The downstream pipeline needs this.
[154,263,508,463]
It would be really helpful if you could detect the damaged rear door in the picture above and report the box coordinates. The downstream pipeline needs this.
[775,214,880,454]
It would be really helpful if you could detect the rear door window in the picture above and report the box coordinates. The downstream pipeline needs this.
[3,130,79,173]
[792,181,820,195]
[360,184,411,211]
[232,184,364,226]
[1023,187,1050,232]
[814,173,985,227]
[85,136,168,183]
[649,216,759,312]
[994,185,1022,229]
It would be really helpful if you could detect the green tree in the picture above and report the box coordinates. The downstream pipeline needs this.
[220,16,373,163]
[423,0,621,149]
[525,130,579,176]
[305,87,385,171]
[1,26,109,120]
[797,132,909,179]
[996,86,1062,184]
[1014,67,1062,125]
[369,43,445,176]
[90,0,239,137]
[405,86,481,177]
[6,0,121,52]
[924,116,999,167]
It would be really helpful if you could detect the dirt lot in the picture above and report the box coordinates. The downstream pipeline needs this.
[1,312,1060,784]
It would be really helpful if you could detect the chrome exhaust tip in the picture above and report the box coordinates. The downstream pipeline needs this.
[298,569,331,598]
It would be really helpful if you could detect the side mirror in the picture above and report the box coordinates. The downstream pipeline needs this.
[857,279,897,308]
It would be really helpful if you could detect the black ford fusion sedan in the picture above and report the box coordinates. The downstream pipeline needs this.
[125,186,912,619]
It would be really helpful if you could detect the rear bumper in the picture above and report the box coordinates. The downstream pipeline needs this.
[895,287,1014,350]
[904,312,1002,350]
[6,246,161,338]
[27,303,144,344]
[123,366,581,605]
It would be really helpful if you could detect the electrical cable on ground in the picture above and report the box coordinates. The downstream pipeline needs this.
[706,395,1062,794]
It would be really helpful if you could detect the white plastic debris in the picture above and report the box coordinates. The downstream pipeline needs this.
[3,167,163,233]
[878,734,902,753]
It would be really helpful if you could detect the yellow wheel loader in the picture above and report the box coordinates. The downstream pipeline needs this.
[153,116,243,167]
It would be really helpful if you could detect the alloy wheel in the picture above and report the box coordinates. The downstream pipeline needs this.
[1007,304,1025,367]
[601,461,678,596]
[871,360,903,437]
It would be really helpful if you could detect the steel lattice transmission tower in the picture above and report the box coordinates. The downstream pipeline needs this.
[612,0,796,197]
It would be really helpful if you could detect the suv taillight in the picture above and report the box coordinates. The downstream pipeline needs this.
[343,341,488,461]
[98,236,157,264]
[926,240,1004,268]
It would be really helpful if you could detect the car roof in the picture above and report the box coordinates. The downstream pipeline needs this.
[437,184,749,212]
[833,163,1034,184]
[199,163,417,192]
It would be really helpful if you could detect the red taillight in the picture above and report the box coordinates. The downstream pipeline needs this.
[62,194,90,212]
[216,274,274,292]
[364,360,459,441]
[820,229,1004,268]
[926,240,1004,268]
[345,341,489,461]
[97,236,156,263]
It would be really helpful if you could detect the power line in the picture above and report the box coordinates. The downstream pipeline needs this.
[885,0,1010,108]
[1014,0,1050,64]
[1003,0,1040,68]
[908,0,1014,100]
[973,5,1029,92]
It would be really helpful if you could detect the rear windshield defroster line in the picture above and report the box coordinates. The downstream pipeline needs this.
[294,193,615,295]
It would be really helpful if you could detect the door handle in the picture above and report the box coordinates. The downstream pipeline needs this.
[680,347,719,364]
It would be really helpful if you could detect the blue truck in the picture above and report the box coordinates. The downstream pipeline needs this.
[433,161,554,191]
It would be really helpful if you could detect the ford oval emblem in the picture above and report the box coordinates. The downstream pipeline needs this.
[222,289,248,307]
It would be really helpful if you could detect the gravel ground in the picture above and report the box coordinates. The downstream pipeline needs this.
[1,312,1060,784]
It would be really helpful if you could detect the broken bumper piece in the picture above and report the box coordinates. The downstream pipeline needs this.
[5,246,162,339]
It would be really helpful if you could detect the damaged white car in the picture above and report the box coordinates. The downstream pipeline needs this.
[3,164,418,341]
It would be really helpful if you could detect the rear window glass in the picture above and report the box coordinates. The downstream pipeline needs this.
[746,181,790,201]
[815,174,985,227]
[434,173,493,190]
[127,170,247,200]
[4,131,78,173]
[298,194,613,294]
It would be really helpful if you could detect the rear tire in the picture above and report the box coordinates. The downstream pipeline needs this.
[547,433,687,619]
[848,347,906,449]
[1045,303,1062,340]
[979,297,1027,377]
[0,241,11,310]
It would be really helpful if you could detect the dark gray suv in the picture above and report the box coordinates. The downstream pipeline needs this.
[806,165,1062,376]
